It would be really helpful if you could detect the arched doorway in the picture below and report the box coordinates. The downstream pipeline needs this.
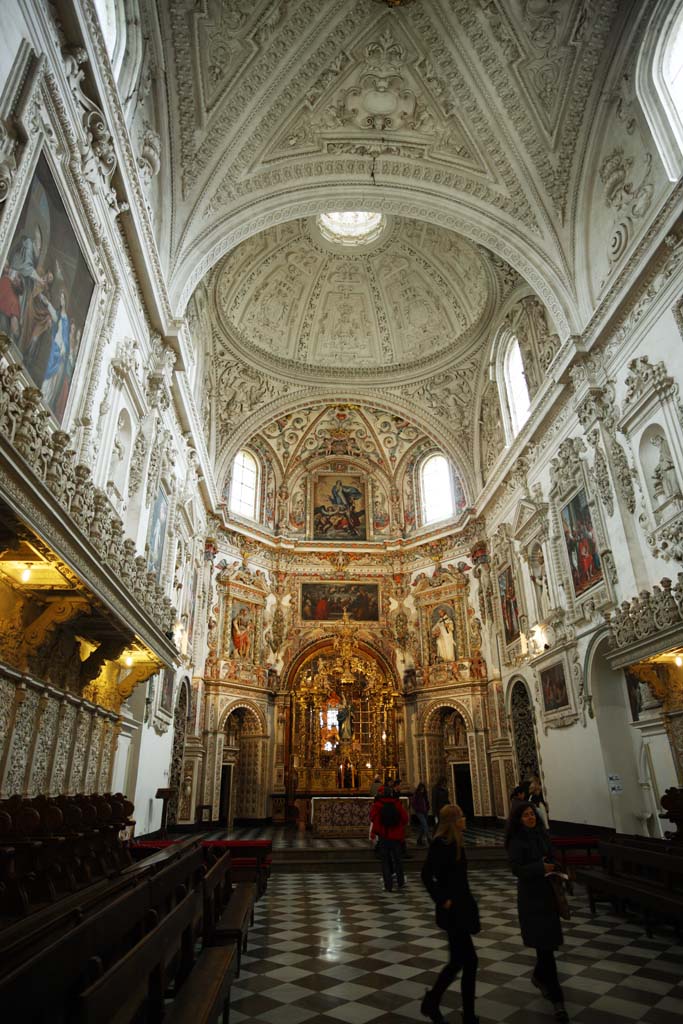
[167,678,190,827]
[285,615,400,794]
[220,705,267,826]
[421,704,474,819]
[510,678,539,787]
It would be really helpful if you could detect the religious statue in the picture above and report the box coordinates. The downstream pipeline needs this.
[651,434,680,502]
[231,606,252,659]
[432,608,456,661]
[337,698,355,740]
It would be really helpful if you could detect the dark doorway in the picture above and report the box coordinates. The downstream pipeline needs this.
[452,763,475,820]
[218,764,233,827]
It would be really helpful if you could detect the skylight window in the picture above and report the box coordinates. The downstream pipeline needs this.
[318,211,384,245]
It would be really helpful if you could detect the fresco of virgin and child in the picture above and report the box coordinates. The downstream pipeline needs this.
[0,154,95,424]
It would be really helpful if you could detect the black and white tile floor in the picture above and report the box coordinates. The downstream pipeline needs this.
[214,825,504,849]
[230,869,683,1024]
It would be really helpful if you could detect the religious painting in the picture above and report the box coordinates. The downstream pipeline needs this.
[624,667,642,722]
[159,668,175,715]
[431,604,456,662]
[498,566,520,645]
[0,153,95,423]
[230,601,254,660]
[540,662,569,713]
[147,486,168,581]
[313,473,367,541]
[301,582,379,622]
[560,488,603,597]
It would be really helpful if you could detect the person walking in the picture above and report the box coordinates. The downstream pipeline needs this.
[370,781,409,892]
[431,775,449,825]
[505,802,569,1023]
[411,782,431,845]
[420,804,480,1024]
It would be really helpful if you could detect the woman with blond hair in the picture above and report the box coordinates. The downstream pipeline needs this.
[420,804,480,1024]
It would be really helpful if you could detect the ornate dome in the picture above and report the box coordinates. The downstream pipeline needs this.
[212,215,500,373]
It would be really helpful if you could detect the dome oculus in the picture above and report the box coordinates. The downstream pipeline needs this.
[318,211,385,245]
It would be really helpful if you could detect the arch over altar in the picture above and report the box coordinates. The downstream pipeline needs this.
[283,613,402,795]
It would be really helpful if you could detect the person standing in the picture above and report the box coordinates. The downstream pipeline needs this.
[370,782,409,892]
[369,774,382,797]
[505,803,568,1023]
[420,804,480,1024]
[529,775,550,830]
[431,776,449,825]
[411,782,431,845]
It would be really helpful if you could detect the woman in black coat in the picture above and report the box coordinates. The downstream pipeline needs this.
[420,804,479,1024]
[506,802,568,1023]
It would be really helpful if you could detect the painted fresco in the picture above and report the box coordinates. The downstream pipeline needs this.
[0,153,95,423]
[561,488,603,597]
[301,582,379,622]
[313,474,366,540]
[498,566,520,646]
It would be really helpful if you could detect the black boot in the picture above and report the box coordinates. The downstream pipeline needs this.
[552,1002,569,1022]
[420,990,446,1024]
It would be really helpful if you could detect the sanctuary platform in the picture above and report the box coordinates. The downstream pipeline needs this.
[198,824,506,874]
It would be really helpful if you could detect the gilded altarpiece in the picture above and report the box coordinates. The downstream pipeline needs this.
[284,617,401,805]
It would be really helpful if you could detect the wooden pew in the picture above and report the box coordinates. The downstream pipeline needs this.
[0,843,205,1019]
[576,838,683,936]
[74,888,200,1024]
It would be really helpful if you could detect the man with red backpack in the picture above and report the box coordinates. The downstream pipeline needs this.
[370,781,410,891]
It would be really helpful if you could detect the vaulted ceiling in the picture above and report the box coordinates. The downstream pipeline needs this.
[158,0,630,326]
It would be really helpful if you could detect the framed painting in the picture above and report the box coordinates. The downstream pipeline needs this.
[560,488,603,597]
[0,153,95,423]
[301,582,379,622]
[147,486,169,581]
[498,566,520,646]
[159,668,175,716]
[431,604,457,662]
[313,473,367,541]
[230,601,254,661]
[540,662,569,713]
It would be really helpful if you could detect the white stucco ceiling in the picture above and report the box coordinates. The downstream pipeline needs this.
[211,215,500,372]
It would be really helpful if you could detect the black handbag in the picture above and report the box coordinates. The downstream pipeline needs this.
[547,874,571,920]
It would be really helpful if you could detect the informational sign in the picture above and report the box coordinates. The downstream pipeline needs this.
[608,773,623,794]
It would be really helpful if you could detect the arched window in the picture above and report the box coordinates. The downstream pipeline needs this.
[637,0,683,180]
[229,450,259,521]
[504,335,531,437]
[93,0,127,80]
[421,454,455,525]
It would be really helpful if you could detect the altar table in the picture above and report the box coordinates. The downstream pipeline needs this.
[311,796,409,835]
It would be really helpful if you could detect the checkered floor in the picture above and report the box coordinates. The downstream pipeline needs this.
[230,869,683,1023]
[212,825,504,848]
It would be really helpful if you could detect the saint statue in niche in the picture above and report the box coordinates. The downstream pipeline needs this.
[431,607,456,662]
[651,434,680,502]
[337,698,355,740]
